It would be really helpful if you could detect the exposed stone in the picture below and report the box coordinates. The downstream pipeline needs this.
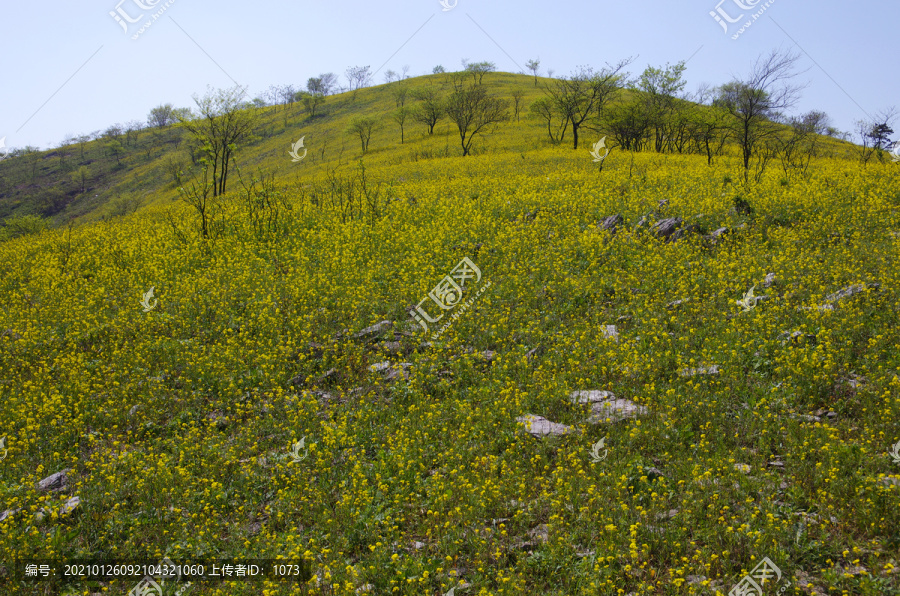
[38,469,70,492]
[825,284,870,303]
[652,217,683,241]
[382,341,402,354]
[60,496,80,516]
[354,320,393,340]
[734,463,752,474]
[371,362,412,381]
[602,325,619,342]
[666,298,689,309]
[678,365,720,377]
[370,361,392,373]
[517,415,575,437]
[583,398,649,424]
[763,272,777,288]
[570,390,616,404]
[0,509,20,522]
[600,214,623,233]
[526,346,545,363]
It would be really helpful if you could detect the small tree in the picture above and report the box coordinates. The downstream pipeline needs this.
[106,140,124,165]
[148,104,175,128]
[433,65,446,74]
[856,107,897,164]
[526,58,541,86]
[411,86,445,134]
[393,106,411,144]
[530,97,569,144]
[177,85,257,197]
[715,48,805,170]
[546,59,632,150]
[347,116,379,153]
[511,89,524,122]
[465,60,496,85]
[445,76,510,156]
[70,165,90,193]
[299,91,326,119]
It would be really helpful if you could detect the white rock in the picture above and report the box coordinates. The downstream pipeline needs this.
[570,390,616,404]
[516,415,574,437]
[585,399,649,424]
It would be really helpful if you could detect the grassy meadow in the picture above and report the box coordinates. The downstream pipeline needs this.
[1,73,899,595]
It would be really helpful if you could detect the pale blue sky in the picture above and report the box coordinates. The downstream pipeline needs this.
[1,0,896,150]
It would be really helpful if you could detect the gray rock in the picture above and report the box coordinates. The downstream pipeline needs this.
[355,320,393,339]
[517,415,575,437]
[602,325,619,342]
[382,341,402,354]
[763,272,777,288]
[652,217,683,241]
[570,390,616,404]
[38,469,71,492]
[60,496,80,516]
[526,346,545,362]
[585,399,649,424]
[600,214,623,233]
[678,365,720,377]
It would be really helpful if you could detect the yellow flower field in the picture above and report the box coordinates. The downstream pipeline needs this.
[1,84,899,595]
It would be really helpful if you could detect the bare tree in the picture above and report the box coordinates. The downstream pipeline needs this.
[384,70,398,84]
[401,65,411,79]
[393,106,411,143]
[346,65,373,91]
[319,72,339,95]
[715,48,806,170]
[433,65,446,74]
[526,58,541,86]
[445,75,510,156]
[125,120,144,146]
[177,85,257,197]
[546,59,632,150]
[511,89,524,122]
[529,97,568,144]
[280,84,297,108]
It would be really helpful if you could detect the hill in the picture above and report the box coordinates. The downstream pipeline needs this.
[0,70,899,595]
